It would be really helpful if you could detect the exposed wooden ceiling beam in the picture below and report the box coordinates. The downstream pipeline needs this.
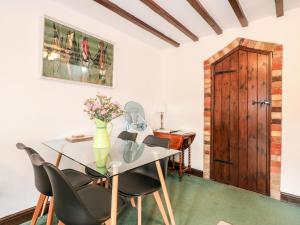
[94,0,180,47]
[275,0,284,17]
[228,0,248,27]
[187,0,222,35]
[140,0,198,41]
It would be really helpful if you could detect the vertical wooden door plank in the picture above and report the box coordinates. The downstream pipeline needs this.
[213,62,223,182]
[229,51,239,186]
[247,52,258,192]
[238,50,248,189]
[257,53,268,194]
[221,56,231,184]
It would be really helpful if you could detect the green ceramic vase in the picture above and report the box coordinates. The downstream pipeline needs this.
[93,119,110,149]
[93,119,111,167]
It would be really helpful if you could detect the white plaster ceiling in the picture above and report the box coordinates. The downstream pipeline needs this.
[51,0,300,48]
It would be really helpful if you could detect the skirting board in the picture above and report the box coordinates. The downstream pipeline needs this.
[0,203,49,225]
[188,168,203,177]
[281,192,300,205]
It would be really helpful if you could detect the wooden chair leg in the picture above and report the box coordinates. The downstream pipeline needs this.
[40,196,49,216]
[130,197,136,208]
[137,196,142,225]
[46,197,54,225]
[58,221,65,225]
[153,191,170,225]
[105,179,109,189]
[30,194,46,225]
[110,175,119,225]
[156,160,176,225]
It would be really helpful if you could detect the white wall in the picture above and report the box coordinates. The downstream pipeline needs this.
[160,7,300,196]
[0,0,162,217]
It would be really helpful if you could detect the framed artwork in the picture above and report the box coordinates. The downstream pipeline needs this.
[42,17,114,87]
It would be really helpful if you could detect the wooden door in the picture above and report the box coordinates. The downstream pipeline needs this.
[211,49,271,195]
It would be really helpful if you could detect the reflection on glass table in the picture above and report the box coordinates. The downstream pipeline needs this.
[43,136,179,178]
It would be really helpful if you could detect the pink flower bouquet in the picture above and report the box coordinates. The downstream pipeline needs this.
[84,95,124,123]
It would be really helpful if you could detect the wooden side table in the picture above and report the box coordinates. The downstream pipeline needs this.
[153,130,196,180]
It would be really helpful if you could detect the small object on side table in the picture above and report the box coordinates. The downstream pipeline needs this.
[153,129,196,181]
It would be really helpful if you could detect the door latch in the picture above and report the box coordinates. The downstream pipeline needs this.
[252,99,271,106]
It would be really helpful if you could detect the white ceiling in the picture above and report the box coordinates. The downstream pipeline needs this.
[52,0,300,48]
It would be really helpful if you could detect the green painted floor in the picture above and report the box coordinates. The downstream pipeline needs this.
[23,174,300,225]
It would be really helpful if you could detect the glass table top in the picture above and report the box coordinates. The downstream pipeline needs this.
[43,136,180,178]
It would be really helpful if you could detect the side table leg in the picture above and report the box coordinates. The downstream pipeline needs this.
[188,146,192,174]
[178,152,183,181]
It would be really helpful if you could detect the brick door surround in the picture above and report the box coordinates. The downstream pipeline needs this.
[203,38,283,199]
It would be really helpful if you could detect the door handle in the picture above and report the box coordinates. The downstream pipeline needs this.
[252,99,271,106]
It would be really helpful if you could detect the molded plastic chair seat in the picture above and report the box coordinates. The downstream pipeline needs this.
[117,172,161,197]
[41,159,126,225]
[115,135,170,224]
[77,184,126,223]
[62,169,92,190]
[16,142,92,225]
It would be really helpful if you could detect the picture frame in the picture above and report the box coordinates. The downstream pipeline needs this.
[41,16,116,88]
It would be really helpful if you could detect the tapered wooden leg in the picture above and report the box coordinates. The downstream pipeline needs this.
[153,191,170,225]
[155,160,176,225]
[105,218,111,225]
[55,153,62,167]
[58,221,65,225]
[137,196,142,225]
[46,197,54,225]
[110,175,119,225]
[130,197,136,208]
[30,194,47,225]
[105,178,109,189]
[40,196,49,216]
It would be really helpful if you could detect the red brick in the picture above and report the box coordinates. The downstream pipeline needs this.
[274,45,283,51]
[272,88,282,95]
[271,166,281,174]
[271,161,281,168]
[271,124,282,131]
[272,136,281,144]
[272,81,282,88]
[204,111,211,117]
[271,147,281,156]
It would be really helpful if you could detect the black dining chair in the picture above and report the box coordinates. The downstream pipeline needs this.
[16,143,92,225]
[117,131,138,142]
[117,135,170,225]
[85,131,138,183]
[39,154,126,225]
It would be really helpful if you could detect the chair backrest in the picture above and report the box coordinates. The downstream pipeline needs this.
[132,135,169,180]
[16,143,52,196]
[143,135,169,148]
[40,157,98,225]
[118,131,138,142]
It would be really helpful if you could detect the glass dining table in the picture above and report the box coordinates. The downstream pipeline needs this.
[43,136,180,225]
